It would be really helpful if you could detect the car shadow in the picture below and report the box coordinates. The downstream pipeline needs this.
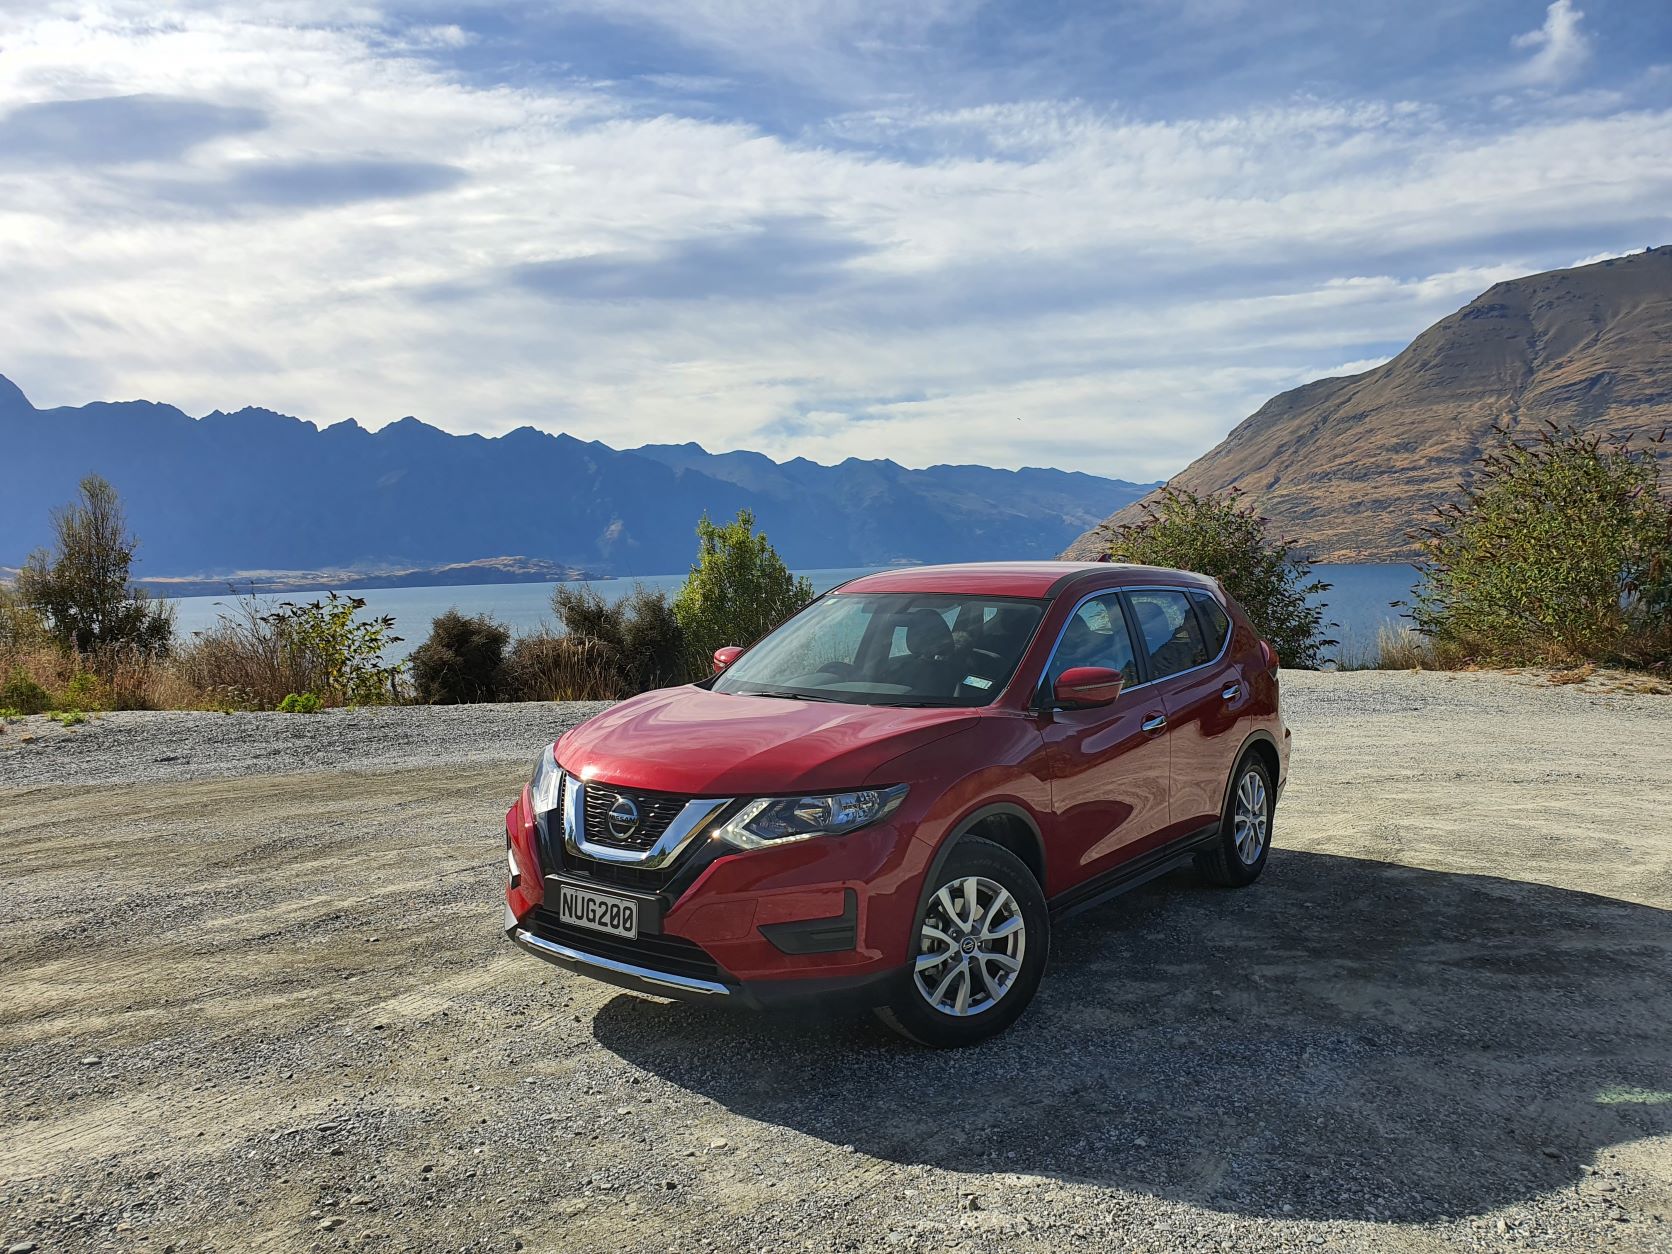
[591,849,1672,1222]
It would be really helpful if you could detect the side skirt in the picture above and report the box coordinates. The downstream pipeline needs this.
[1047,823,1221,923]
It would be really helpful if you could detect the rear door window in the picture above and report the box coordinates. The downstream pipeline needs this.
[1125,589,1211,681]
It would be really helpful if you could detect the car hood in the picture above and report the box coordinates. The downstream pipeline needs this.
[554,684,979,796]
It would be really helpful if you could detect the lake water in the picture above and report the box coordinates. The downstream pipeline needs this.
[164,562,1420,665]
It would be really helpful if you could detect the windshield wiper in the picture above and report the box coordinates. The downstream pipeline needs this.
[746,689,841,702]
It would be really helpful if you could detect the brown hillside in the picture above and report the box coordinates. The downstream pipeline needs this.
[1065,246,1672,562]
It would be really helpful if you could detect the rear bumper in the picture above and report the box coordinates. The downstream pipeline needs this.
[505,906,897,1010]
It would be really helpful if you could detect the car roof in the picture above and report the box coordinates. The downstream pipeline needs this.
[834,561,1217,600]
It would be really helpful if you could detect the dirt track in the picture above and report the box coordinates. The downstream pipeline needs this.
[2,672,1670,1253]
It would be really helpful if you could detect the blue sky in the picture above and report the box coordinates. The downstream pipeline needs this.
[1,1,1668,480]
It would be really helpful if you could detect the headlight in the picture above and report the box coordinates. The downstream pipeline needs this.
[713,784,908,850]
[529,745,564,814]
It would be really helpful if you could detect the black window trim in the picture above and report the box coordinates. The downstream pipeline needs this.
[1186,587,1232,657]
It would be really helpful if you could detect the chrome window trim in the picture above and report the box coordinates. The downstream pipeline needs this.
[1034,583,1233,705]
[562,772,733,868]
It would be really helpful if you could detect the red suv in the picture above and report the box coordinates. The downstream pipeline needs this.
[503,561,1289,1046]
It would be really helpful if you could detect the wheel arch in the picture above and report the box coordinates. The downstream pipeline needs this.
[1221,730,1280,822]
[916,802,1048,913]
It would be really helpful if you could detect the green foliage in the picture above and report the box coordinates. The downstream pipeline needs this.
[277,692,323,713]
[48,709,88,727]
[1,669,50,715]
[672,510,813,671]
[1100,486,1334,669]
[61,672,105,711]
[263,593,404,706]
[0,583,52,649]
[1410,423,1672,667]
[549,582,690,694]
[16,475,175,656]
[411,610,509,704]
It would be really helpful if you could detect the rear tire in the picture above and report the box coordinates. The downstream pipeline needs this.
[1196,754,1274,888]
[874,837,1049,1048]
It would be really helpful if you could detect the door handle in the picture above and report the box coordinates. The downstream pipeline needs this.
[1141,712,1167,734]
[1221,683,1241,701]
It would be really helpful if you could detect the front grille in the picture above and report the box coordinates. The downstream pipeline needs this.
[581,783,689,852]
[524,908,725,983]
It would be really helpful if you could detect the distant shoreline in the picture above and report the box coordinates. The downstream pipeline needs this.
[136,558,599,599]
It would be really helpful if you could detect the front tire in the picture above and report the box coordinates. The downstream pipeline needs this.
[874,837,1049,1048]
[1197,754,1274,887]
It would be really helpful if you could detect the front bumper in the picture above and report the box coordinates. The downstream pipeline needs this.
[504,904,897,1010]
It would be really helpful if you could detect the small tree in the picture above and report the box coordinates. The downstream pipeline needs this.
[18,474,174,656]
[1409,423,1672,666]
[672,510,813,669]
[410,610,509,704]
[1100,486,1334,668]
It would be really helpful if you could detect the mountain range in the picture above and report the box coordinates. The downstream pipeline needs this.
[1066,246,1672,562]
[0,375,1152,581]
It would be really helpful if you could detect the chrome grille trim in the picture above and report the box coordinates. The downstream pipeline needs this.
[582,786,687,852]
[561,772,732,868]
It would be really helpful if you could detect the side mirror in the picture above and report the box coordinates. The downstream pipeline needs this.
[1052,666,1124,709]
[711,645,744,674]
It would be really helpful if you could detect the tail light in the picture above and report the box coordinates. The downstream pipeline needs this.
[1260,639,1280,671]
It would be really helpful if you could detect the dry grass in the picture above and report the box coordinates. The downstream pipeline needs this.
[170,598,334,711]
[502,633,621,701]
[0,642,199,712]
[1334,626,1469,672]
[1548,663,1598,686]
[2,595,336,712]
[1350,627,1670,696]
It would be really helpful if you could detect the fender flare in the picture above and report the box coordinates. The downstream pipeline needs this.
[1219,729,1281,824]
[911,801,1047,927]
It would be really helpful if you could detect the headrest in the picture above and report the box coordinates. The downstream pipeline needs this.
[903,609,955,659]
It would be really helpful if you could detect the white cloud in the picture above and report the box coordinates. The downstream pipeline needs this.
[0,2,1666,485]
[1507,0,1593,89]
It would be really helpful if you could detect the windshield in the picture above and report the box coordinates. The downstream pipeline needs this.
[711,592,1047,707]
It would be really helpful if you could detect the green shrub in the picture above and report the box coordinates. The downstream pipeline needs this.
[60,672,105,711]
[1410,423,1672,667]
[263,593,405,706]
[672,510,813,672]
[1100,486,1335,668]
[1,669,50,715]
[49,709,88,727]
[277,692,323,713]
[411,610,509,704]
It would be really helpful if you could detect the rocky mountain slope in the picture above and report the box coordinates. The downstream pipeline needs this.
[1066,247,1672,561]
[0,375,1152,578]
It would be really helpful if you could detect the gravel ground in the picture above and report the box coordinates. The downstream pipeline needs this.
[1,671,1670,1253]
[0,702,614,789]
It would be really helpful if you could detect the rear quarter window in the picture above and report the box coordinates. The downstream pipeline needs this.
[1190,590,1232,653]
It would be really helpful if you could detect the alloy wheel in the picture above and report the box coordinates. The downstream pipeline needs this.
[1232,769,1269,864]
[913,875,1026,1017]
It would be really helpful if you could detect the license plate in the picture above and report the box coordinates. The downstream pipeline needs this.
[558,884,639,939]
